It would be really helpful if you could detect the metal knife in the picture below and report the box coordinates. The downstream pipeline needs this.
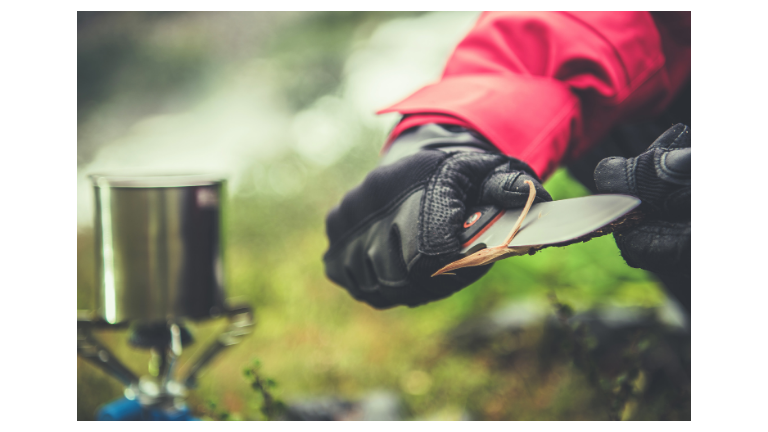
[458,194,642,256]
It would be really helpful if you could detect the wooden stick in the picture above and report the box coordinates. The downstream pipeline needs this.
[503,180,537,246]
[431,180,537,277]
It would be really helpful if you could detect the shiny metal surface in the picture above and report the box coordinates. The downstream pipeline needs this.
[91,175,227,324]
[77,322,139,386]
[182,305,254,389]
[460,194,641,254]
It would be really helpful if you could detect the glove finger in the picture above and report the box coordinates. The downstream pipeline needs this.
[480,170,552,209]
[595,150,690,220]
[658,147,691,219]
[647,123,690,151]
[614,219,691,274]
[594,155,635,196]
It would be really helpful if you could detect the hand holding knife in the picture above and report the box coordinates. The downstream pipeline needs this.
[433,180,642,276]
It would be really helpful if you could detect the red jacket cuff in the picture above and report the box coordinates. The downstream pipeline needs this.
[378,74,580,180]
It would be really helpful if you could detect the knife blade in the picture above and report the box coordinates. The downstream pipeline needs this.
[458,194,641,255]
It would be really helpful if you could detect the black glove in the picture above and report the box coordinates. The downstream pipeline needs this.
[323,124,552,309]
[593,123,691,275]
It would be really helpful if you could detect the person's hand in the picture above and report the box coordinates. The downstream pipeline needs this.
[594,123,691,274]
[323,124,552,309]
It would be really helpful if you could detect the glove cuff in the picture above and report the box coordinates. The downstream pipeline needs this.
[381,123,541,182]
[380,123,497,165]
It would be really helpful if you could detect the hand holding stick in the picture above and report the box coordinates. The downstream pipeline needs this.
[432,180,537,277]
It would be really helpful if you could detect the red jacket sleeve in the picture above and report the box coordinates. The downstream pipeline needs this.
[378,11,691,180]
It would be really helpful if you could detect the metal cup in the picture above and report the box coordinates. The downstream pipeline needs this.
[91,175,227,324]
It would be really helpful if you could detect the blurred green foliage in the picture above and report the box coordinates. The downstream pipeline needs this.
[77,12,686,421]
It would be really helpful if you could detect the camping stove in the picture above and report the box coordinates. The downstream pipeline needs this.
[77,175,253,420]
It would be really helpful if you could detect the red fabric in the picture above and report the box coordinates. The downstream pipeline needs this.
[378,11,691,180]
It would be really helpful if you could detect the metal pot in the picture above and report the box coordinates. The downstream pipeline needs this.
[91,175,227,324]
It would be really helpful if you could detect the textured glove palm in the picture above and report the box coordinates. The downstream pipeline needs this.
[323,125,551,309]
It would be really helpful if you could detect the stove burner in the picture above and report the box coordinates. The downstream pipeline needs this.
[129,323,194,350]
